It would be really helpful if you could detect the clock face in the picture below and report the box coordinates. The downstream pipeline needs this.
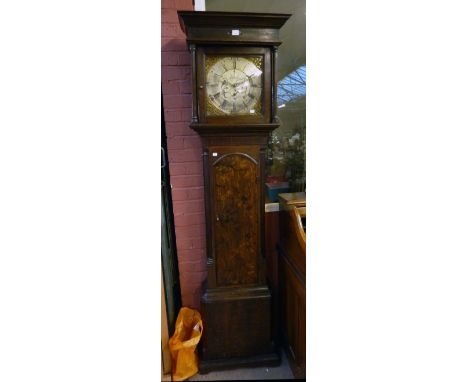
[205,56,263,116]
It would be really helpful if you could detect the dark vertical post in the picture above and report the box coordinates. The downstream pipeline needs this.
[202,146,216,288]
[259,144,267,284]
[189,43,198,123]
[271,46,279,123]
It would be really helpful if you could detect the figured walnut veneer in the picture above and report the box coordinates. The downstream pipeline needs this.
[213,153,259,286]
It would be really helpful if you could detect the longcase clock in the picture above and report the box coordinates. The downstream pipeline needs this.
[178,11,290,372]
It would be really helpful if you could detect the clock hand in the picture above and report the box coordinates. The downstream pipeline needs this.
[235,81,247,87]
[227,80,238,89]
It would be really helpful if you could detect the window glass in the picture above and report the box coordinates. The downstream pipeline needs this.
[205,0,306,200]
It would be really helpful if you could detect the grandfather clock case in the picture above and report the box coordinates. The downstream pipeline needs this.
[178,11,290,372]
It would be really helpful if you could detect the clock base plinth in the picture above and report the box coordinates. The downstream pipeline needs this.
[199,285,277,371]
[198,351,280,374]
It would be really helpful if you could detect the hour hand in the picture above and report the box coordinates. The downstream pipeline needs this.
[227,80,237,88]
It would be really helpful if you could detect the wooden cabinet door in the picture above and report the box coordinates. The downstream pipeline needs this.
[209,146,260,287]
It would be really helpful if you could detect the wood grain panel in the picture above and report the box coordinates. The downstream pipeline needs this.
[278,197,306,379]
[279,251,306,379]
[200,287,273,360]
[213,153,258,286]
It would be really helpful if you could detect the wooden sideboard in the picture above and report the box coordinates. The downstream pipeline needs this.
[277,192,306,379]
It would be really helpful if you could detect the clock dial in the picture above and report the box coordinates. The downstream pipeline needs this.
[205,56,263,116]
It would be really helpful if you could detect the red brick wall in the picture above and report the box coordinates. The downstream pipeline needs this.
[162,0,207,309]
